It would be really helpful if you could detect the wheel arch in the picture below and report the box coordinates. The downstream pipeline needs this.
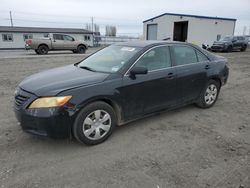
[208,76,222,88]
[74,97,123,126]
[37,43,50,50]
[77,44,87,49]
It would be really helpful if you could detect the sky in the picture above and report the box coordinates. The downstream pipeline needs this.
[0,0,250,36]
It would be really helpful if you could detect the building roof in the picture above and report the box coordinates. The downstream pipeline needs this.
[143,12,237,23]
[0,26,97,34]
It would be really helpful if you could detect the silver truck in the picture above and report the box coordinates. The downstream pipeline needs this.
[26,33,88,55]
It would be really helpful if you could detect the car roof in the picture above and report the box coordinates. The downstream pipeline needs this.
[113,40,186,48]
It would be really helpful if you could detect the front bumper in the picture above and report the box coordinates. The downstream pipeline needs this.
[211,45,227,52]
[14,88,72,138]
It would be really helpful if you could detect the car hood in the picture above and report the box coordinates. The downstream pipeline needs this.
[19,65,109,96]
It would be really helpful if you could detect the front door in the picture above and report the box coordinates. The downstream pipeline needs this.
[119,46,177,120]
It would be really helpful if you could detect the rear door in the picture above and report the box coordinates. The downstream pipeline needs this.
[52,34,65,49]
[63,35,75,49]
[171,45,209,105]
[120,45,177,120]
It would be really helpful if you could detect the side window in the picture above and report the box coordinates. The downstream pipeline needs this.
[134,46,171,71]
[2,34,13,42]
[84,36,90,41]
[53,34,63,40]
[196,50,209,62]
[43,33,49,38]
[23,34,33,41]
[63,35,74,41]
[173,46,198,65]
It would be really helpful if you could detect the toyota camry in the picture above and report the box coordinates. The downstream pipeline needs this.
[14,41,229,145]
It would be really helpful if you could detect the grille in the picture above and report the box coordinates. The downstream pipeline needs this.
[15,94,29,108]
[212,46,222,50]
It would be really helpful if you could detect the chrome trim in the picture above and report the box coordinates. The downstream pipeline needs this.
[124,44,210,76]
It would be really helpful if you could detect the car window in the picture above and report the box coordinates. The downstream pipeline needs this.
[233,37,237,41]
[173,46,198,65]
[196,50,209,62]
[63,35,74,41]
[53,34,64,40]
[134,46,171,71]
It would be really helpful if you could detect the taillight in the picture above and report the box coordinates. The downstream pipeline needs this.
[26,39,32,45]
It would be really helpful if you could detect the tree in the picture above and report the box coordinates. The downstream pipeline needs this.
[105,25,117,36]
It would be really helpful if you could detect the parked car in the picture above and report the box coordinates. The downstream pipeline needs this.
[25,33,88,55]
[245,35,250,46]
[211,36,248,52]
[14,41,229,145]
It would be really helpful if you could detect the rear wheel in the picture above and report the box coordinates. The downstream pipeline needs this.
[37,45,49,55]
[73,102,116,145]
[196,80,220,108]
[77,45,86,54]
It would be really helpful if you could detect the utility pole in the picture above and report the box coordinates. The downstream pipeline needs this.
[91,17,94,32]
[9,11,13,27]
[91,17,94,47]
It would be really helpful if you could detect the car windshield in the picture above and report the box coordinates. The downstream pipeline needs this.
[219,37,233,42]
[78,45,141,73]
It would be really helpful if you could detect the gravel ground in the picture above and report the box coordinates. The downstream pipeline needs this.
[0,49,250,188]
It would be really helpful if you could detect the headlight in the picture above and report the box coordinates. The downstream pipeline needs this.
[29,96,72,109]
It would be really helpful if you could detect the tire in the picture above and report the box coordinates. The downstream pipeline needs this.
[37,45,49,55]
[77,45,86,54]
[35,49,39,54]
[227,45,233,53]
[240,45,247,52]
[73,101,117,145]
[196,80,221,108]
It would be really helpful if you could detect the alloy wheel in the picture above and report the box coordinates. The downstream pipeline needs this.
[204,84,218,105]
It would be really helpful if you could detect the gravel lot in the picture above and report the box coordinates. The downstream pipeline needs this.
[0,48,250,188]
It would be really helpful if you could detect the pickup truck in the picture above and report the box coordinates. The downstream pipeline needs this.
[211,36,248,52]
[26,33,88,55]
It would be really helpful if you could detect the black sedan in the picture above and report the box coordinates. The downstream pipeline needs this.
[14,41,229,145]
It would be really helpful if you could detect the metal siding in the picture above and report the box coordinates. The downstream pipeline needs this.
[143,14,236,46]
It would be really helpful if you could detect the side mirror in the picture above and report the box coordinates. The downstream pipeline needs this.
[129,66,148,79]
[232,39,237,43]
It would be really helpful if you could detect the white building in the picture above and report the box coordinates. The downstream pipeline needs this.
[143,13,236,46]
[0,26,99,49]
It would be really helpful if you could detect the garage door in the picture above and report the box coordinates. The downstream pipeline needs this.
[147,24,157,40]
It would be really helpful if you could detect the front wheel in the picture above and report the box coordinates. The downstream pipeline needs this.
[196,80,220,108]
[227,45,233,53]
[240,45,247,52]
[73,102,116,145]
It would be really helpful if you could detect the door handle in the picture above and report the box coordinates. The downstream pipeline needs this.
[205,65,210,70]
[167,72,174,79]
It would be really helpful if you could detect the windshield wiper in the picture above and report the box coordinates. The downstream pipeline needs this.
[79,66,96,72]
